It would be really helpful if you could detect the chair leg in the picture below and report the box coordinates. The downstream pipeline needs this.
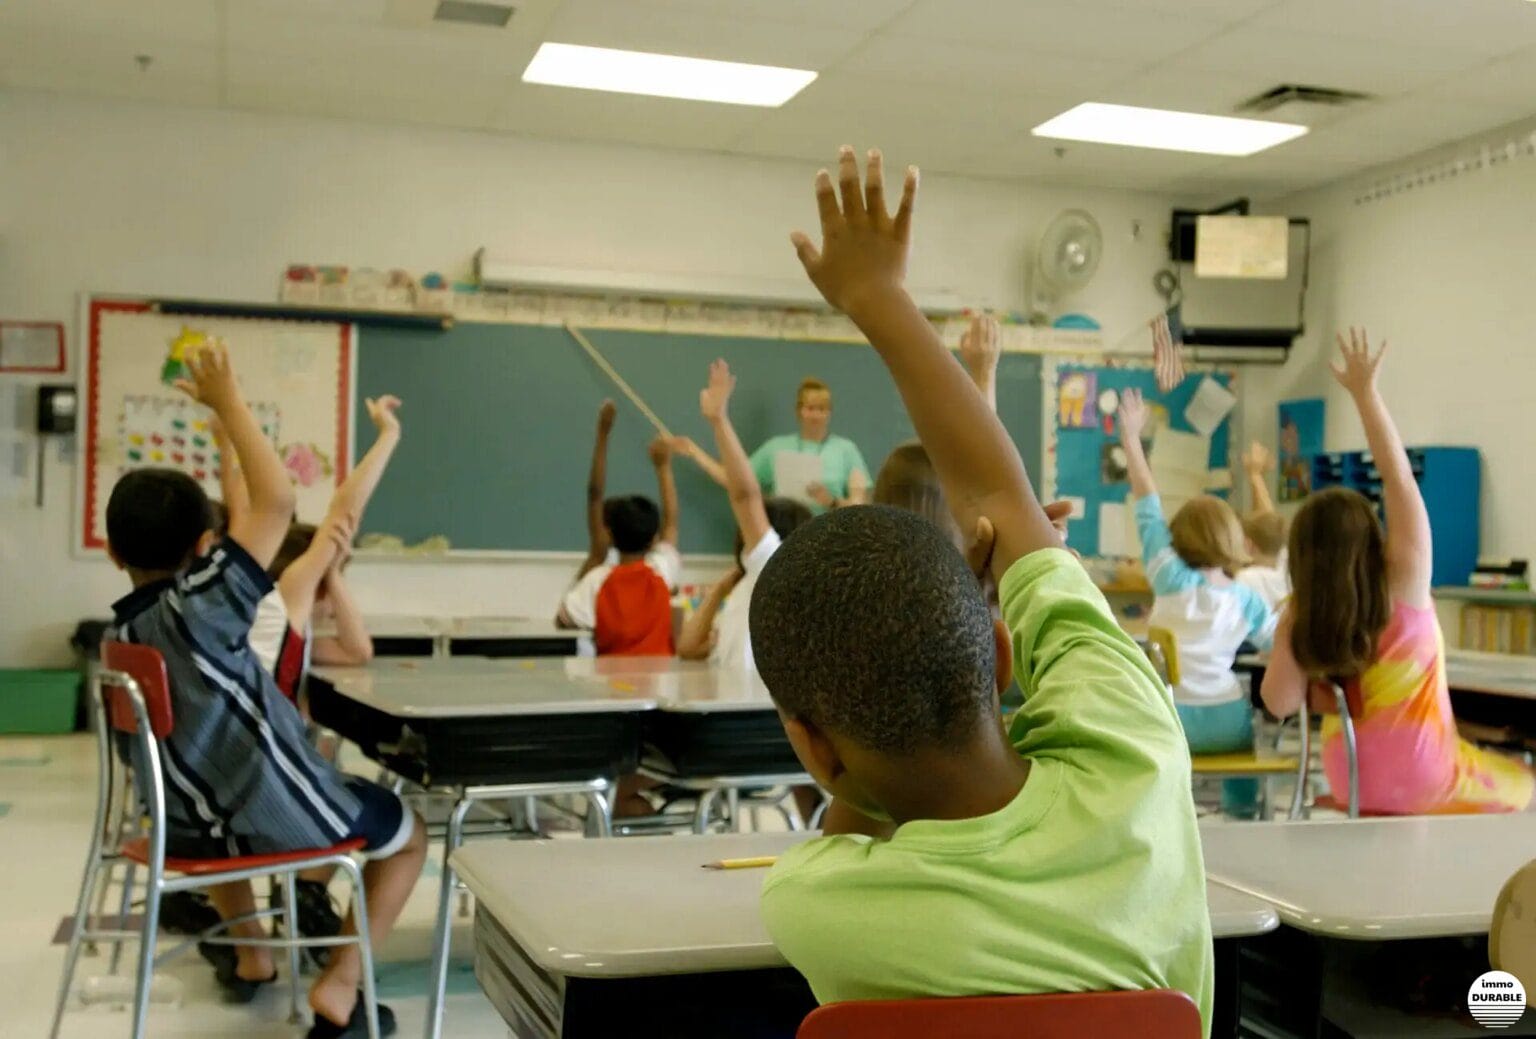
[726,789,741,832]
[108,862,138,975]
[337,858,382,1039]
[50,855,106,1038]
[283,872,304,1024]
[426,796,474,1039]
[129,875,161,1039]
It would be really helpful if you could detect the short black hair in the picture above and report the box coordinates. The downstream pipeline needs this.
[106,468,215,571]
[736,496,814,561]
[603,495,661,554]
[749,505,997,755]
[269,522,318,580]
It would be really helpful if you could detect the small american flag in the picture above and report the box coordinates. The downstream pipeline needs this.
[1151,310,1186,392]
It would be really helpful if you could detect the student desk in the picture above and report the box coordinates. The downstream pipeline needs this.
[308,659,656,1039]
[1202,816,1536,1036]
[454,833,1279,1039]
[349,614,592,658]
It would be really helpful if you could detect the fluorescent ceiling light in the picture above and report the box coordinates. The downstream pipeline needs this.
[1032,102,1308,156]
[522,43,815,107]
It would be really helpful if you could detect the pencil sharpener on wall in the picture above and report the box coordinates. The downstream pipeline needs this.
[38,384,77,434]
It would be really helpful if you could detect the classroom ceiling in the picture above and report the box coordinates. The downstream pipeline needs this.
[3,0,1535,199]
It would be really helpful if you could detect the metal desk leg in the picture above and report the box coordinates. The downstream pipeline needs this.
[692,789,720,834]
[585,787,613,838]
[424,795,474,1039]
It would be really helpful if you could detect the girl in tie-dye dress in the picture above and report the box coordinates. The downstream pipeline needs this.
[1260,328,1534,814]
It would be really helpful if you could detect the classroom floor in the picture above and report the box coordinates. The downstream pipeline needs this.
[3,732,523,1038]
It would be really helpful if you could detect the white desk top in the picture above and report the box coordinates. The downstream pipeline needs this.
[1202,815,1536,939]
[1237,650,1536,701]
[454,832,1277,979]
[348,615,584,641]
[311,660,657,717]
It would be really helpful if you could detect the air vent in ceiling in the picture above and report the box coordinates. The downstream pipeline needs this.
[1237,84,1371,114]
[433,0,515,27]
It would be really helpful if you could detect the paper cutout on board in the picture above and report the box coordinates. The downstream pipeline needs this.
[1150,426,1209,479]
[1279,398,1324,503]
[1099,501,1139,558]
[1101,442,1130,484]
[282,442,334,488]
[161,327,214,386]
[119,395,280,500]
[1184,377,1237,437]
[1058,370,1098,429]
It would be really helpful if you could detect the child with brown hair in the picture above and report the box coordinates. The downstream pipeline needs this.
[1236,441,1290,613]
[1119,388,1275,759]
[1260,329,1533,813]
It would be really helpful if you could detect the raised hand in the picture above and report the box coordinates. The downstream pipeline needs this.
[1118,388,1149,441]
[648,434,674,467]
[172,338,241,413]
[597,399,617,436]
[699,359,735,422]
[960,313,1002,378]
[1242,441,1274,476]
[365,395,402,439]
[1330,326,1386,397]
[791,146,918,320]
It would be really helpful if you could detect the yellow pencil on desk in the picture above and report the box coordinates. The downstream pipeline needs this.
[702,856,778,870]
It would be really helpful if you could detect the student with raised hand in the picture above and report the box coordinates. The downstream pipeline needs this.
[103,342,426,1037]
[675,360,811,669]
[748,145,1212,1031]
[1119,389,1274,755]
[1236,441,1290,614]
[1262,329,1534,814]
[557,401,681,656]
[249,395,404,695]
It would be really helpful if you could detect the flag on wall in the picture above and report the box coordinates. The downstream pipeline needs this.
[1151,310,1186,393]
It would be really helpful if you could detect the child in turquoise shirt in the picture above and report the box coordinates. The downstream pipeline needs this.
[748,146,1213,1033]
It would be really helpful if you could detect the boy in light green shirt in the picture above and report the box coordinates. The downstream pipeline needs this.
[747,146,1212,1033]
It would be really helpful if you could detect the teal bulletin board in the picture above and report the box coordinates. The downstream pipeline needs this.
[1051,365,1234,557]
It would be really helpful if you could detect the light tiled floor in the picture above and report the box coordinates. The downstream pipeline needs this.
[2,732,512,1038]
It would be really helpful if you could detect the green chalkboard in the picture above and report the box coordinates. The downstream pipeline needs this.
[355,323,1042,554]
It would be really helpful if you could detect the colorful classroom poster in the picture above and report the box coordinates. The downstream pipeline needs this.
[1057,370,1098,429]
[1278,398,1325,503]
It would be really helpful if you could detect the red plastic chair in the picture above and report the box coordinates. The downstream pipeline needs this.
[797,990,1202,1039]
[50,641,381,1039]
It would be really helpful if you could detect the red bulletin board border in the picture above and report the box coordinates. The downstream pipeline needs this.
[80,297,353,552]
[0,321,67,372]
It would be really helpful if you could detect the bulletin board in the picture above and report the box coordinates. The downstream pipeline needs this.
[1046,360,1236,558]
[78,297,353,554]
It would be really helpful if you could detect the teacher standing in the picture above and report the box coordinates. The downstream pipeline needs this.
[679,377,870,512]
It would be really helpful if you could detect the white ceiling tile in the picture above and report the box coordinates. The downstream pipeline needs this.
[496,81,763,151]
[539,0,866,68]
[841,34,1128,96]
[1097,66,1355,132]
[613,0,915,32]
[0,25,219,105]
[1062,0,1282,19]
[1428,48,1536,109]
[885,0,1232,59]
[1179,24,1495,96]
[1246,0,1536,57]
[0,0,219,49]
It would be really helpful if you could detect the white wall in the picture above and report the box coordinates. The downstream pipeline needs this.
[1239,114,1536,564]
[0,90,1179,668]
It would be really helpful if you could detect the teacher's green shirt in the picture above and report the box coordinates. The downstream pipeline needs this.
[749,434,870,511]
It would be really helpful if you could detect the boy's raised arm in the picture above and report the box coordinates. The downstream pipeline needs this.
[790,146,1059,577]
[577,401,616,581]
[649,435,680,547]
[174,342,294,567]
[700,359,771,549]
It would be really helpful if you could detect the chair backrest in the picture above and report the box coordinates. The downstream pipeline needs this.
[796,990,1202,1039]
[100,641,175,739]
[1146,626,1182,687]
